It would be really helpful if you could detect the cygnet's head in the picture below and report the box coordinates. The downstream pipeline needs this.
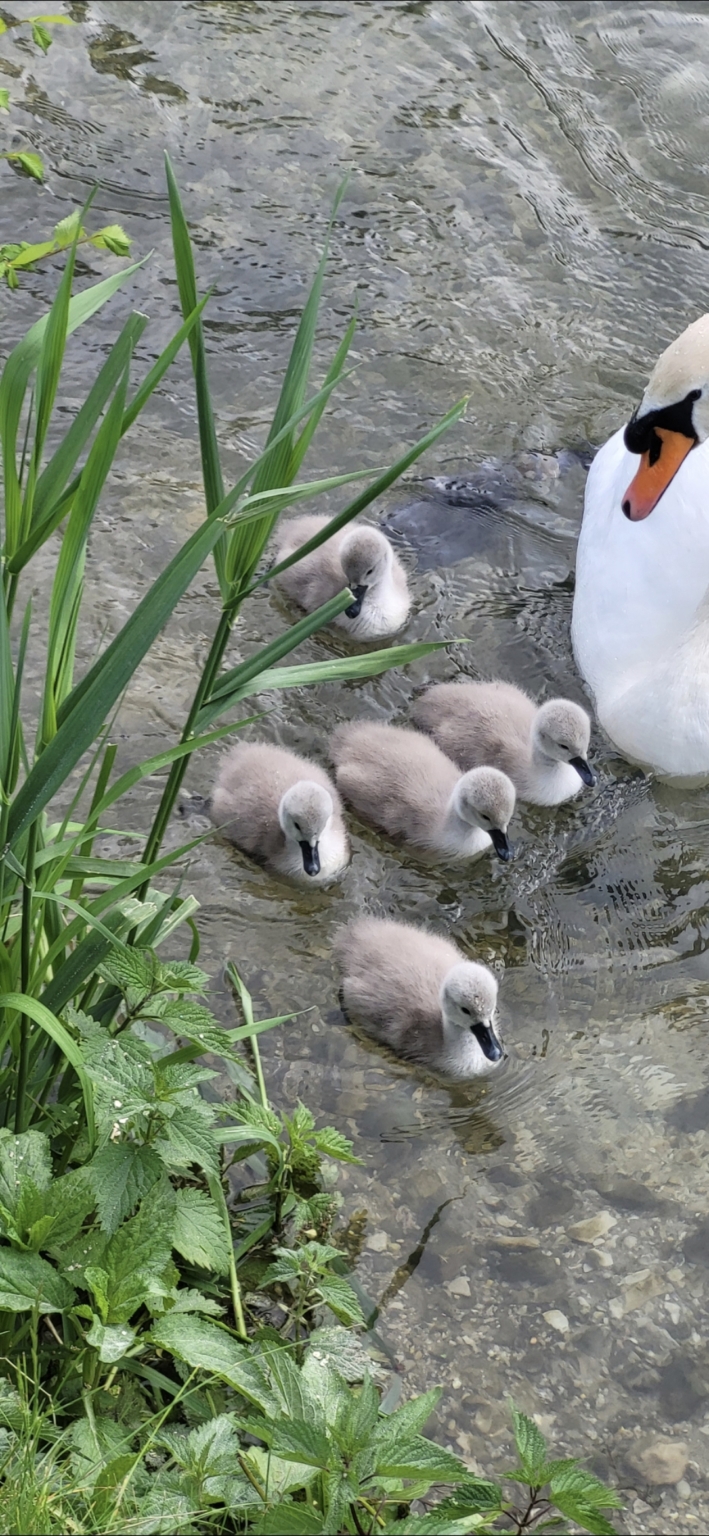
[533,700,594,787]
[440,961,504,1066]
[340,526,391,619]
[622,312,709,521]
[452,767,516,860]
[278,780,333,877]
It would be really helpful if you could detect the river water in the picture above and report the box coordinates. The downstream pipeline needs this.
[4,2,709,1529]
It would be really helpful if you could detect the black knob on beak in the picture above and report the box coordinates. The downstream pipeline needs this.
[569,756,595,787]
[490,828,513,861]
[345,584,368,619]
[300,841,320,876]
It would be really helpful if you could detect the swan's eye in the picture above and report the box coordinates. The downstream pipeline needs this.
[366,567,374,577]
[648,430,662,467]
[460,1006,471,1015]
[559,742,571,752]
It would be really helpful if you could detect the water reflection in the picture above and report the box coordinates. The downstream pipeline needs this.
[4,0,709,1522]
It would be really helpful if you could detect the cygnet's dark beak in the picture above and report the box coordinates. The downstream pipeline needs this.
[300,841,320,877]
[345,584,368,620]
[490,828,513,862]
[471,1022,504,1064]
[569,756,595,787]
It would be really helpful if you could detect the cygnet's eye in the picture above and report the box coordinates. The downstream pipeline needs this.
[366,567,374,578]
[558,742,572,753]
[293,822,301,834]
[460,1006,471,1016]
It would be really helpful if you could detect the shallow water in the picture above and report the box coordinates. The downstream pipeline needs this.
[4,0,709,1526]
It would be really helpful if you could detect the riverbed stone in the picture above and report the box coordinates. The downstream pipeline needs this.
[627,1437,688,1485]
[568,1211,616,1243]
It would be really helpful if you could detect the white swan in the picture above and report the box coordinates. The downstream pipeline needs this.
[572,313,709,779]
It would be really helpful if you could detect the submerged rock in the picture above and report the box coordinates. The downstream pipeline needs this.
[627,1436,688,1486]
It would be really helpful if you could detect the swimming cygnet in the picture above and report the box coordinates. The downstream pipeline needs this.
[412,680,594,806]
[331,721,515,861]
[210,742,350,884]
[272,514,411,639]
[334,917,505,1079]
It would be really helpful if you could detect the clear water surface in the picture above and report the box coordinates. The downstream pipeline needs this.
[3,2,709,1528]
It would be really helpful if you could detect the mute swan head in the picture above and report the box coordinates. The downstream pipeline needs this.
[278,780,334,877]
[451,766,516,860]
[440,961,504,1064]
[339,526,392,619]
[532,699,594,786]
[622,312,709,522]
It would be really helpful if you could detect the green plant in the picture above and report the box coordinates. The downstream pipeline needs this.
[1,209,131,290]
[1,12,75,185]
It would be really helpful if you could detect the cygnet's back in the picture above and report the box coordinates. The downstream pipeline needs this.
[331,720,514,860]
[332,721,455,842]
[413,680,592,805]
[272,514,410,639]
[334,918,504,1078]
[210,742,349,884]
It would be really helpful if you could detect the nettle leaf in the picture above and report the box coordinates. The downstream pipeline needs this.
[81,1032,153,1124]
[299,1352,351,1428]
[173,1187,230,1273]
[270,1417,333,1470]
[151,1312,277,1414]
[0,1130,52,1210]
[91,224,131,257]
[550,1499,619,1536]
[316,1273,365,1327]
[247,1445,320,1499]
[549,1467,622,1510]
[374,1436,465,1482]
[306,1325,372,1384]
[155,1099,219,1173]
[333,1371,379,1456]
[391,1513,497,1535]
[161,1286,223,1317]
[42,1168,95,1250]
[88,1142,163,1234]
[155,1060,218,1098]
[99,948,163,1009]
[0,1246,74,1312]
[6,152,44,181]
[148,998,236,1057]
[511,1406,548,1483]
[102,1178,176,1323]
[312,1126,360,1164]
[31,20,53,52]
[434,1477,504,1515]
[156,959,209,993]
[373,1388,441,1452]
[86,1316,136,1363]
[256,1506,324,1535]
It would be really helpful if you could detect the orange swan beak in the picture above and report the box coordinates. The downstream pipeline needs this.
[622,427,695,521]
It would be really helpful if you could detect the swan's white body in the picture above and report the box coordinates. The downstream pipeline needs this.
[572,413,709,780]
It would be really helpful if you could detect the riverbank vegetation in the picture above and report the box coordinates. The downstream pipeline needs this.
[0,158,621,1534]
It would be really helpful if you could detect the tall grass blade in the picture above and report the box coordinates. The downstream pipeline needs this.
[21,197,96,534]
[165,153,225,593]
[7,511,229,847]
[290,314,357,477]
[197,640,450,729]
[41,363,131,745]
[30,312,147,531]
[0,259,146,560]
[0,992,95,1146]
[11,299,211,575]
[207,589,353,705]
